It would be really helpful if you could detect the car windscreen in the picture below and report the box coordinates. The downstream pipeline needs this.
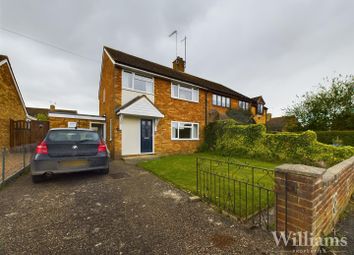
[46,130,100,143]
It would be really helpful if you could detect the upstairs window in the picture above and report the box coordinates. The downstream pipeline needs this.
[171,121,199,140]
[239,101,249,110]
[257,104,264,115]
[171,82,199,102]
[122,70,153,94]
[213,94,230,108]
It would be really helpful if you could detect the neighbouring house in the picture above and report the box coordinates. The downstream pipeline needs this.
[27,105,106,140]
[251,96,267,124]
[26,105,78,120]
[98,46,268,158]
[0,55,33,148]
[266,115,298,132]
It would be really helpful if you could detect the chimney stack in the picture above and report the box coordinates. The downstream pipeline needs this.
[172,56,185,72]
[49,104,56,112]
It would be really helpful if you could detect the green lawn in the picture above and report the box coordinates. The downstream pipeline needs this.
[138,153,280,218]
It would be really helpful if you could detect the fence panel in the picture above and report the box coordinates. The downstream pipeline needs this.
[1,144,36,184]
[196,157,276,230]
[9,120,49,148]
[30,121,49,144]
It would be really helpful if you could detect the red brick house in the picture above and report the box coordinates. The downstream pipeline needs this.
[99,46,268,158]
[0,55,33,148]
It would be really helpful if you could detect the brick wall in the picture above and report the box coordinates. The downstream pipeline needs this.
[99,51,121,158]
[275,157,354,252]
[49,117,104,129]
[0,63,26,148]
[154,77,206,154]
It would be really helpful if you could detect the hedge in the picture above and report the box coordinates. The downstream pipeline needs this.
[315,131,354,146]
[200,120,354,167]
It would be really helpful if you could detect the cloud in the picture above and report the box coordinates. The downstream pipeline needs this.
[1,0,353,116]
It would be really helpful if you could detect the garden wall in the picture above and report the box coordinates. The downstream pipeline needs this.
[202,120,354,167]
[275,156,354,253]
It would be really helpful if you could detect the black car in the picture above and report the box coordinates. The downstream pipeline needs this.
[31,128,109,182]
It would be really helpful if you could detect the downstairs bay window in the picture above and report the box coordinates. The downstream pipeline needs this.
[171,121,199,140]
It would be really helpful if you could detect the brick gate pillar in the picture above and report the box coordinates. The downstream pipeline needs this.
[275,164,325,253]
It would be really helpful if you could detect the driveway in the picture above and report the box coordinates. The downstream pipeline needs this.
[0,160,278,254]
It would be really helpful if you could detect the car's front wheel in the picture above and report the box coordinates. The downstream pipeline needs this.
[32,175,45,183]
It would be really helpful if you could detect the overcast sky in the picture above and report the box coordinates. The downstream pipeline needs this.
[1,0,353,116]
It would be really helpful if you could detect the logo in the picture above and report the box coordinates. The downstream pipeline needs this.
[72,145,78,150]
[272,231,347,253]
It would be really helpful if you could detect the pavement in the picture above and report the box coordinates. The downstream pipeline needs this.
[331,198,354,254]
[0,160,279,254]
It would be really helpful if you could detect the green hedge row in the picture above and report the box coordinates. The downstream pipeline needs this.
[315,131,354,146]
[200,120,354,167]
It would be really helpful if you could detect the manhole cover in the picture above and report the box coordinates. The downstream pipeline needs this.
[109,172,130,179]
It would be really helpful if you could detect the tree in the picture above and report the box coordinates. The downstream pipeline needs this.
[35,113,48,121]
[285,74,354,131]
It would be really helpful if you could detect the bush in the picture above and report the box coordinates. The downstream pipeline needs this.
[315,131,354,146]
[202,120,354,167]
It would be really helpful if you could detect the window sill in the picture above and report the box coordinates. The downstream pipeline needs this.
[171,138,200,141]
[171,96,199,104]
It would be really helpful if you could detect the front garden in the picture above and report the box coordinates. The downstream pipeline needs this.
[138,153,279,193]
[139,153,279,219]
[139,120,353,224]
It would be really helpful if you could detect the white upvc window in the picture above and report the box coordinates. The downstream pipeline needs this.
[212,94,230,108]
[171,82,199,102]
[226,98,230,107]
[122,70,153,94]
[239,101,249,110]
[212,94,217,105]
[257,104,264,115]
[171,121,199,140]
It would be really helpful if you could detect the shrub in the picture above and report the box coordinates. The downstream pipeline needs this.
[202,120,354,167]
[315,130,354,146]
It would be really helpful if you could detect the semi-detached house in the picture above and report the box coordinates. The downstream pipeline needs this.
[99,46,268,159]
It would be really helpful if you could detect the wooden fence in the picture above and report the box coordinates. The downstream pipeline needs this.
[9,120,49,147]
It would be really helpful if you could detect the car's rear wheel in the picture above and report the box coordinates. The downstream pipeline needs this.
[32,175,45,183]
[99,168,109,175]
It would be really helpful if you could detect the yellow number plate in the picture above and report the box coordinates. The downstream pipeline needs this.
[60,160,89,169]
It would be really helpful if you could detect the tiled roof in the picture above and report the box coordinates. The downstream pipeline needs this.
[104,46,251,101]
[26,107,78,117]
[266,116,287,131]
